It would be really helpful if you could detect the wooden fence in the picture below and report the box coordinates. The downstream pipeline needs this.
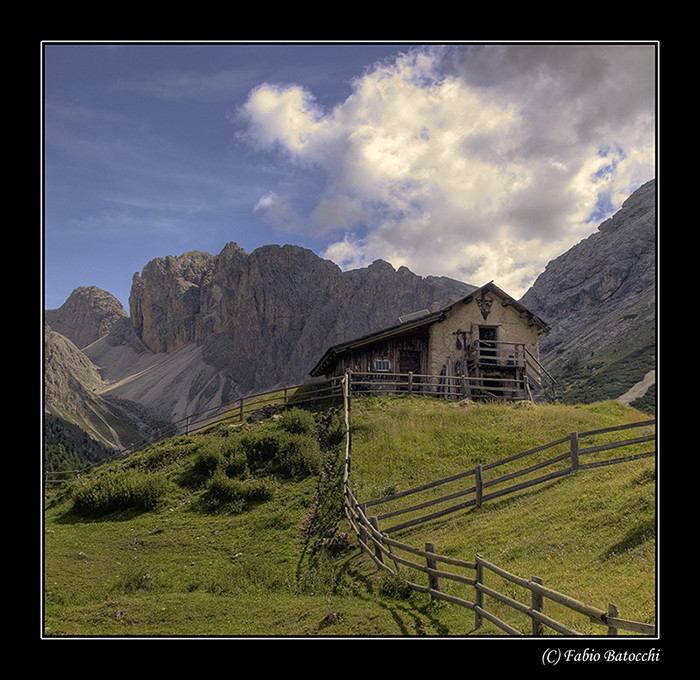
[348,369,553,403]
[44,377,343,487]
[347,342,556,402]
[339,373,657,637]
[46,362,555,487]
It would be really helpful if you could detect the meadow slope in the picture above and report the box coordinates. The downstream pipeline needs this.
[43,397,656,637]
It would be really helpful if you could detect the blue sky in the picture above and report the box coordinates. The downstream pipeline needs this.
[43,42,656,311]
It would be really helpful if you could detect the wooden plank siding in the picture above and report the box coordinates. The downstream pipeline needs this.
[326,328,430,378]
[310,282,552,403]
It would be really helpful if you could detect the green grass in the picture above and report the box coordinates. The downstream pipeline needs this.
[43,399,656,637]
[347,396,656,635]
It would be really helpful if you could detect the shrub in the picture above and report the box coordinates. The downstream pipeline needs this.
[325,410,346,448]
[278,408,316,435]
[178,441,227,488]
[201,472,275,513]
[241,423,322,480]
[193,444,226,477]
[275,433,322,480]
[222,440,250,478]
[71,469,168,517]
[377,573,413,600]
[241,429,284,467]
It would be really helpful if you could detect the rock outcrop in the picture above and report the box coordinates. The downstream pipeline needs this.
[44,286,128,350]
[124,243,474,400]
[44,179,657,452]
[520,178,656,404]
[46,248,474,438]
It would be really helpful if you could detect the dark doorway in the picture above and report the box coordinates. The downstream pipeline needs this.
[479,326,498,364]
[399,350,422,374]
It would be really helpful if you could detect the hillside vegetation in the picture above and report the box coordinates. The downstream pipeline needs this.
[43,397,655,637]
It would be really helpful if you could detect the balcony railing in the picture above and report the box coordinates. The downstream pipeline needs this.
[348,348,556,403]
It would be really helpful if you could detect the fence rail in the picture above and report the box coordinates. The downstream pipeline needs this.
[363,419,655,534]
[348,366,554,402]
[45,363,555,486]
[44,377,343,486]
[340,373,656,636]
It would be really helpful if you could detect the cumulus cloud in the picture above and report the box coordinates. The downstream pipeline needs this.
[239,44,655,297]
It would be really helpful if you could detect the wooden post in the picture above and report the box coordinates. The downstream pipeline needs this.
[475,464,484,508]
[531,576,543,636]
[408,371,413,394]
[475,554,484,629]
[345,371,352,474]
[426,543,440,597]
[357,499,368,550]
[387,539,400,572]
[570,432,579,472]
[185,415,191,435]
[239,398,244,422]
[369,517,384,565]
[607,603,619,636]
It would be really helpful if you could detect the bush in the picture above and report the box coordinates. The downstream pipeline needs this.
[222,440,250,478]
[276,433,322,479]
[242,427,322,480]
[278,408,316,435]
[193,444,226,477]
[178,441,227,488]
[377,573,413,600]
[202,472,275,513]
[241,429,284,467]
[71,469,168,517]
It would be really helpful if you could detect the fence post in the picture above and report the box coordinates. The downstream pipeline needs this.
[474,554,484,630]
[531,576,543,636]
[425,543,440,597]
[369,517,384,565]
[357,498,368,551]
[570,432,579,472]
[408,371,413,394]
[475,464,484,508]
[607,603,619,636]
[239,398,244,422]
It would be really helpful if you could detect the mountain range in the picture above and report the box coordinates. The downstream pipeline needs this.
[44,179,656,454]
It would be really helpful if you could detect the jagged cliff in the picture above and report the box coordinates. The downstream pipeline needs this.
[520,178,656,404]
[45,285,129,350]
[46,248,474,439]
[44,179,656,453]
[44,322,159,449]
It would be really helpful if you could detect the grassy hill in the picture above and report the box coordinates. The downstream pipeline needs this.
[43,396,656,637]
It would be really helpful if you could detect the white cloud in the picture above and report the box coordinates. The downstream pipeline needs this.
[240,44,656,298]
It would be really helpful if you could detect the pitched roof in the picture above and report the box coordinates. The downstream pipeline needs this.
[309,281,549,377]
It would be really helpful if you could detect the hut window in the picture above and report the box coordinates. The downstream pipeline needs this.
[373,359,391,372]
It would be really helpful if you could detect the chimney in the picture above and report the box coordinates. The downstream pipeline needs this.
[430,301,440,313]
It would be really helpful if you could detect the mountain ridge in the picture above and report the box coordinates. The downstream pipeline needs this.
[43,179,656,452]
[44,248,476,445]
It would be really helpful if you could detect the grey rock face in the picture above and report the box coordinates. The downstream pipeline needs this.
[45,286,128,350]
[127,243,475,396]
[520,179,656,400]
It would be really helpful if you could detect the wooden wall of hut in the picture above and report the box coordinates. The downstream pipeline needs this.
[330,329,430,376]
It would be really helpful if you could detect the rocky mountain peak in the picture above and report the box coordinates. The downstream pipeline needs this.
[45,286,128,350]
[44,180,656,453]
[520,178,656,403]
